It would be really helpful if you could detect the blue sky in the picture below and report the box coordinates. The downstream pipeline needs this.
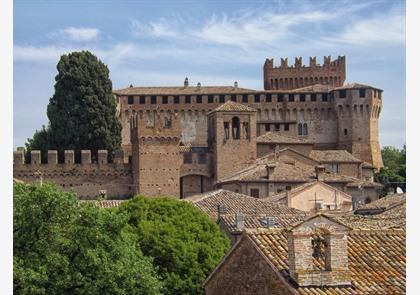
[13,0,406,148]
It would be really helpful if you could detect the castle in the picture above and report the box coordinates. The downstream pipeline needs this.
[13,55,384,205]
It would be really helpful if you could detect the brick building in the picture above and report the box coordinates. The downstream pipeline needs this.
[14,55,384,204]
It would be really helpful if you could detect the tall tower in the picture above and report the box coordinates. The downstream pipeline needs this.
[207,101,257,181]
[332,84,383,169]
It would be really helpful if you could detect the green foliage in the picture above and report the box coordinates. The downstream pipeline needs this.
[117,196,231,295]
[375,145,406,195]
[25,50,122,160]
[14,183,163,294]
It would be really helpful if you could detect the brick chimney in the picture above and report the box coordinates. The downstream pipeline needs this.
[184,77,189,88]
[235,212,245,231]
[266,163,276,180]
[287,214,351,287]
[315,165,325,181]
[217,204,227,222]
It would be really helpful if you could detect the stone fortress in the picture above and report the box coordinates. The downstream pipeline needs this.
[14,55,384,206]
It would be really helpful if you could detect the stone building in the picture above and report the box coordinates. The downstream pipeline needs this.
[203,214,406,295]
[14,55,384,203]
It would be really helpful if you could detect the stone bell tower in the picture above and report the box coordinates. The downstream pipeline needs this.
[207,100,257,182]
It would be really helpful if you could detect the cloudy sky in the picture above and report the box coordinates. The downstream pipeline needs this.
[14,0,405,148]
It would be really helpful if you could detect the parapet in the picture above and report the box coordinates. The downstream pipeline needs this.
[265,55,346,69]
[13,149,126,166]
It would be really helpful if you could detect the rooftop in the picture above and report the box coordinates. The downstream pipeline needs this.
[257,132,314,144]
[333,82,383,91]
[79,199,126,209]
[309,149,363,163]
[209,100,256,113]
[113,85,256,96]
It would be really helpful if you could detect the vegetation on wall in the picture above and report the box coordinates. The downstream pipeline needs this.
[375,145,406,195]
[24,50,122,162]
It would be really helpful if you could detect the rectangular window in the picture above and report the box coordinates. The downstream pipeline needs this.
[339,90,346,98]
[219,95,225,103]
[151,96,157,104]
[139,96,145,104]
[286,185,291,191]
[231,95,237,102]
[196,95,202,103]
[254,94,260,103]
[378,91,382,99]
[288,94,294,102]
[311,94,317,102]
[174,96,180,104]
[183,153,192,164]
[275,123,280,131]
[242,95,248,103]
[207,95,214,103]
[299,94,305,102]
[128,96,134,105]
[359,89,366,98]
[265,124,271,131]
[198,153,207,164]
[331,163,338,173]
[250,188,260,198]
[284,123,290,131]
[277,94,283,102]
[185,95,191,104]
[322,93,328,102]
[162,96,168,104]
[266,94,272,102]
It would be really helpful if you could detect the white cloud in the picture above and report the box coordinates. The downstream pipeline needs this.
[59,27,100,41]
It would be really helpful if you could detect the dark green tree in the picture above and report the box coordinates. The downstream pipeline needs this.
[25,50,121,161]
[117,196,231,295]
[375,145,406,195]
[14,183,163,294]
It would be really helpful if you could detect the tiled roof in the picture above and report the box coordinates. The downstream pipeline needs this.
[219,162,354,184]
[219,214,305,233]
[246,227,405,294]
[309,150,363,163]
[209,100,256,113]
[257,132,314,144]
[346,179,383,188]
[186,189,304,219]
[290,84,331,93]
[113,86,256,96]
[357,193,405,211]
[80,200,126,209]
[333,83,383,91]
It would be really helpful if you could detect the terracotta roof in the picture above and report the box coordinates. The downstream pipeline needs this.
[186,189,304,219]
[257,132,314,144]
[331,209,405,230]
[346,179,383,188]
[80,200,126,208]
[357,193,405,211]
[333,83,383,91]
[246,227,405,294]
[309,150,363,163]
[209,100,256,113]
[290,84,331,93]
[113,85,256,96]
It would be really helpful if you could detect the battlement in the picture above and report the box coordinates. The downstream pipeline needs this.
[264,55,346,90]
[13,149,126,166]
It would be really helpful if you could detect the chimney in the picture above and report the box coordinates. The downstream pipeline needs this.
[234,81,238,90]
[315,165,325,181]
[197,82,201,91]
[266,163,276,180]
[184,77,189,88]
[235,212,245,231]
[217,204,227,222]
[263,216,276,229]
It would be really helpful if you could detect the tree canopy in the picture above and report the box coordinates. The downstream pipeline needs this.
[375,145,406,195]
[116,196,231,295]
[14,183,162,294]
[25,50,122,162]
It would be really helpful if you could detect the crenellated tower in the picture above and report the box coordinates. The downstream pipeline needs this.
[264,55,346,90]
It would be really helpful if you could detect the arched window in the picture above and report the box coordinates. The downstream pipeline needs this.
[303,123,308,135]
[232,116,241,139]
[298,123,303,135]
[344,128,348,136]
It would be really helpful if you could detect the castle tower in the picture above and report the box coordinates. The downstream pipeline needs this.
[332,84,383,169]
[207,100,257,181]
[130,110,183,197]
[264,55,346,90]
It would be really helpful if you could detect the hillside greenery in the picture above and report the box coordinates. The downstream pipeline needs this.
[375,145,406,195]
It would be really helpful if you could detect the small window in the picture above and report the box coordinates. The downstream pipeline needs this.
[242,95,248,103]
[300,94,305,102]
[219,95,225,103]
[183,153,192,164]
[311,94,317,101]
[151,96,157,104]
[359,89,366,98]
[128,156,132,164]
[223,122,229,140]
[254,94,260,103]
[344,128,348,135]
[162,96,168,104]
[250,188,260,198]
[286,186,291,191]
[339,90,346,98]
[288,94,294,102]
[164,117,172,128]
[207,95,214,103]
[198,153,207,164]
[378,91,382,99]
[128,96,134,105]
[365,197,372,204]
[275,123,280,131]
[331,163,338,173]
[140,96,145,104]
[298,123,303,135]
[284,123,289,131]
[277,94,283,102]
[185,96,191,104]
[231,95,237,102]
[303,123,308,135]
[196,95,202,103]
[265,124,271,131]
[266,94,272,102]
[174,96,180,104]
[322,93,328,102]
